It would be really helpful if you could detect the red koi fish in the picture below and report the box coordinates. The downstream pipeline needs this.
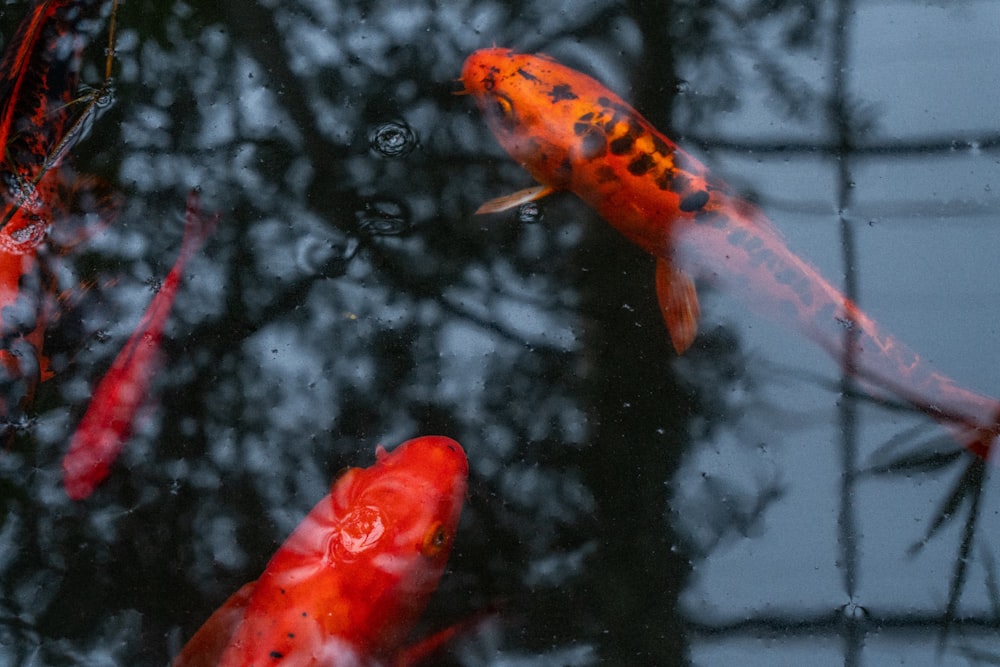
[173,435,469,667]
[0,203,52,437]
[0,167,117,442]
[461,48,1000,460]
[0,0,117,440]
[62,192,217,499]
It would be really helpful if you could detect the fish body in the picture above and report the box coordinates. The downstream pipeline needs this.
[461,48,1000,459]
[0,0,106,208]
[173,435,469,666]
[0,0,113,440]
[62,192,216,499]
[0,207,50,436]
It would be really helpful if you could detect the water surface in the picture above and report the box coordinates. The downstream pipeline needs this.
[2,0,999,664]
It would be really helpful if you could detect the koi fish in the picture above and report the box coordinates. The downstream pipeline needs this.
[461,48,1000,460]
[0,206,51,439]
[62,191,217,499]
[0,0,117,441]
[0,0,110,219]
[0,166,117,443]
[172,435,469,667]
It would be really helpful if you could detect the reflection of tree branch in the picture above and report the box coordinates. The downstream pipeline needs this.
[984,546,1000,619]
[910,457,985,555]
[219,0,351,206]
[684,133,1000,156]
[907,457,987,646]
[170,224,572,362]
[686,609,1000,637]
[364,237,576,352]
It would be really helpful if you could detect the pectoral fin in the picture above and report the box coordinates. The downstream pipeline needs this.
[655,257,700,354]
[475,185,555,215]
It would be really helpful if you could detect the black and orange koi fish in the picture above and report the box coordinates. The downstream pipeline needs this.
[461,48,1000,460]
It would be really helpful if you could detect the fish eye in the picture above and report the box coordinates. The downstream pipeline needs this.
[420,521,449,557]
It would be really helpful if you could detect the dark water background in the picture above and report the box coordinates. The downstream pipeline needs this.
[1,0,999,664]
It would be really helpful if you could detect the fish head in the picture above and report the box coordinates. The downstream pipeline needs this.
[200,437,469,665]
[340,436,468,575]
[461,48,600,190]
[315,435,469,652]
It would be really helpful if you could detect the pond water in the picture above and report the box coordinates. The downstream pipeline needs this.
[1,0,999,665]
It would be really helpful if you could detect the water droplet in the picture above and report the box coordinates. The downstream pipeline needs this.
[369,121,417,158]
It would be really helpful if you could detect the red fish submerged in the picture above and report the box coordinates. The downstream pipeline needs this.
[461,48,1000,460]
[0,0,118,439]
[0,167,117,442]
[62,192,217,499]
[173,435,469,667]
[0,202,52,438]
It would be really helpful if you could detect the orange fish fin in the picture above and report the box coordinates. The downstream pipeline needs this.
[475,185,555,215]
[172,581,256,667]
[655,257,700,354]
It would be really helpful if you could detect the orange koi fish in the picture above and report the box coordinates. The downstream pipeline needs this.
[173,435,469,667]
[62,192,217,499]
[462,48,1000,460]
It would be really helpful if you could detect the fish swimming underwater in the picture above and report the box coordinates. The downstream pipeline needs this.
[173,435,469,666]
[461,48,1000,460]
[62,192,217,499]
[0,0,118,441]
